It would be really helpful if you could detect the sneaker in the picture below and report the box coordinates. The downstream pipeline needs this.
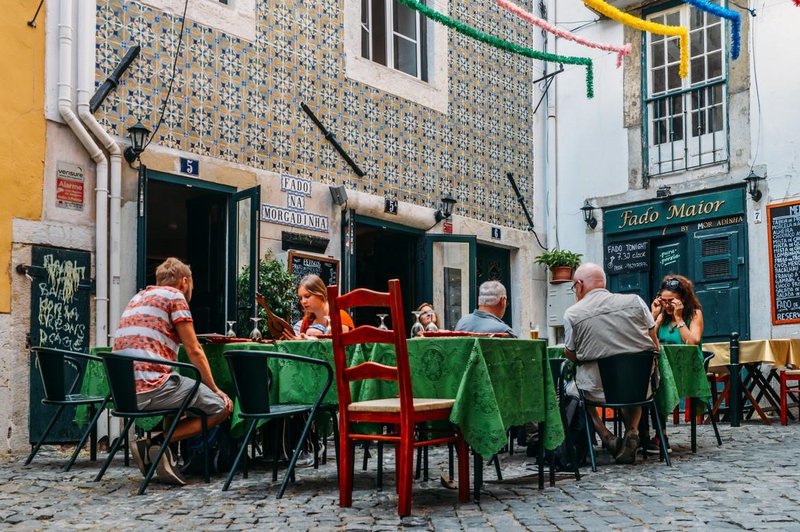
[601,434,622,456]
[148,445,187,486]
[130,437,150,475]
[293,450,314,469]
[615,432,640,465]
[650,436,673,455]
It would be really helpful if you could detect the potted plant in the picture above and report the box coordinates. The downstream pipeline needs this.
[236,250,297,338]
[534,249,583,283]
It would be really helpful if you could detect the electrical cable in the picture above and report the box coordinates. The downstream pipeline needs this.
[145,0,189,149]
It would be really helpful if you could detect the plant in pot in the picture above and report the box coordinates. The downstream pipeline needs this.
[534,249,583,283]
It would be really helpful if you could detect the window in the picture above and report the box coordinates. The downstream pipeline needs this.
[361,0,428,81]
[644,2,727,176]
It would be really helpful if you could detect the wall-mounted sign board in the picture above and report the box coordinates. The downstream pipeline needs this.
[768,200,800,324]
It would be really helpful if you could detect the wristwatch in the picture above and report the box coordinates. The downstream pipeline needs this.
[676,321,686,329]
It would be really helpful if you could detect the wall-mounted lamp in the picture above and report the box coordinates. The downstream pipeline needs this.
[123,121,150,164]
[744,170,765,202]
[329,185,348,208]
[656,185,672,199]
[434,193,457,223]
[580,199,598,229]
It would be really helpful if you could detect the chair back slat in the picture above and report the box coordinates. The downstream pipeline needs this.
[224,351,271,415]
[345,362,398,383]
[329,279,412,415]
[33,347,66,402]
[103,353,141,412]
[597,351,658,404]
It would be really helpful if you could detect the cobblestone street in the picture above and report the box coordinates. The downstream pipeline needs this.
[2,423,800,530]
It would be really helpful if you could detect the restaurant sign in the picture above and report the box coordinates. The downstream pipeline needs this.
[261,173,329,233]
[604,188,744,235]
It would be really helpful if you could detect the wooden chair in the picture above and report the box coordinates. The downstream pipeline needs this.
[26,347,111,471]
[779,368,800,425]
[328,279,470,517]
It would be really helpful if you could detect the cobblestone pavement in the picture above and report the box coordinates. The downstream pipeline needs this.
[2,423,800,530]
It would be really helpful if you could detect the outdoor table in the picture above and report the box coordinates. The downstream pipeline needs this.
[704,338,800,424]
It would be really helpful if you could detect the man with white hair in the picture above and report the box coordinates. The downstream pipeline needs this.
[563,262,659,465]
[454,280,516,337]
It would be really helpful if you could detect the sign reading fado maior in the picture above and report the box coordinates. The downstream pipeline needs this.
[604,189,744,235]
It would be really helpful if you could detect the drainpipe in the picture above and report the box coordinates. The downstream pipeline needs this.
[545,0,559,251]
[58,0,109,346]
[76,0,122,342]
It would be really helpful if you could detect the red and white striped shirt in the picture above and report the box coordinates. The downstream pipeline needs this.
[113,285,193,393]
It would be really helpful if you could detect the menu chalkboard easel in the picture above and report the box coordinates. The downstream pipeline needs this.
[287,250,339,288]
[768,200,800,324]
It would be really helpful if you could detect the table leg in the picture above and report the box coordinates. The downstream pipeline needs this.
[473,451,482,503]
[89,404,97,461]
[689,397,696,453]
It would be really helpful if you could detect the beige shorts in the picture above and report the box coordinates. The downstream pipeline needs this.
[137,373,225,417]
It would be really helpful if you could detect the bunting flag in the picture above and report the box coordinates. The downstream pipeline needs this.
[683,0,741,60]
[794,0,799,7]
[396,0,595,98]
[583,0,689,78]
[493,0,632,68]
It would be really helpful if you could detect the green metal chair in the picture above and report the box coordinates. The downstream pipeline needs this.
[221,350,333,497]
[580,351,671,472]
[25,347,111,471]
[94,352,210,494]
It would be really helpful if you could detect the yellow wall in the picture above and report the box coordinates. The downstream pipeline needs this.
[0,1,45,313]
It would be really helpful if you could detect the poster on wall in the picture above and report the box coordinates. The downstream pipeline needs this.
[55,161,85,211]
[767,200,800,324]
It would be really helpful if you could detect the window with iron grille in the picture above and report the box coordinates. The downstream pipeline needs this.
[361,0,429,81]
[644,2,728,176]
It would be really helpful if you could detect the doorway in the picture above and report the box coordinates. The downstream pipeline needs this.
[476,244,512,328]
[138,172,259,335]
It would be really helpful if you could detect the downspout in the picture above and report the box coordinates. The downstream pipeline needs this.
[76,0,122,342]
[58,0,109,346]
[545,0,559,250]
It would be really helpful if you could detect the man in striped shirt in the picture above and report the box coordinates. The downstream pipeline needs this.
[114,257,232,484]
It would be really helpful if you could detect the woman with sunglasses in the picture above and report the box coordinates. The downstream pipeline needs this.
[415,302,441,335]
[651,275,704,345]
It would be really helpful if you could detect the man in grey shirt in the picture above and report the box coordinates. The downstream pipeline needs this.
[455,281,516,337]
[563,263,659,465]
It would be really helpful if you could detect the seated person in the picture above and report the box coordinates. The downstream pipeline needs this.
[414,302,440,335]
[293,274,354,338]
[563,263,659,465]
[454,281,516,337]
[114,257,233,485]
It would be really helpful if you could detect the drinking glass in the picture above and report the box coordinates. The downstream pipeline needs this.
[376,313,389,330]
[249,317,263,341]
[425,312,439,332]
[225,321,237,338]
[410,311,424,337]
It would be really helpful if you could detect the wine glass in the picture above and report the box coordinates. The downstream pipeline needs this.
[376,313,389,330]
[425,312,439,332]
[410,311,424,337]
[225,321,237,338]
[249,317,263,341]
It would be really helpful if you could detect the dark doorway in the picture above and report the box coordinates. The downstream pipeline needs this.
[353,221,420,329]
[476,244,512,327]
[146,180,228,334]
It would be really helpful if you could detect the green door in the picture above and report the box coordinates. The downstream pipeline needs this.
[651,237,688,297]
[228,185,260,336]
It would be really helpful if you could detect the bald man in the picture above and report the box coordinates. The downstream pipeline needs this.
[563,262,659,465]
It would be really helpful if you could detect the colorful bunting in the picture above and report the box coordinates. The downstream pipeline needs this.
[583,0,689,78]
[493,0,632,68]
[683,0,741,60]
[396,0,595,98]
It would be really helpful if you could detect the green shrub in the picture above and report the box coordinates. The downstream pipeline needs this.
[236,251,296,338]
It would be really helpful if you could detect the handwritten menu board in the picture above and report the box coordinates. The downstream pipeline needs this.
[605,240,650,274]
[287,251,340,323]
[28,246,91,443]
[768,201,800,324]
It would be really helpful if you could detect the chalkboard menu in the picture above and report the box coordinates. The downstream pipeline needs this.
[287,251,340,324]
[28,246,92,443]
[768,201,800,324]
[605,240,650,274]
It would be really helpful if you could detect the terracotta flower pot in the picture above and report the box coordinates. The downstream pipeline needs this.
[550,266,574,283]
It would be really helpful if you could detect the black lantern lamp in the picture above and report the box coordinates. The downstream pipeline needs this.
[744,170,765,202]
[434,193,457,223]
[581,199,598,229]
[124,121,150,164]
[656,185,672,199]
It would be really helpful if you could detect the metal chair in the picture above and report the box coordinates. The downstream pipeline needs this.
[94,352,210,494]
[221,350,333,497]
[25,347,111,471]
[549,357,581,482]
[579,351,671,472]
[328,279,470,517]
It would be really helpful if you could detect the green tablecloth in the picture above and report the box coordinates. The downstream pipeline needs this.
[79,338,564,458]
[544,344,711,418]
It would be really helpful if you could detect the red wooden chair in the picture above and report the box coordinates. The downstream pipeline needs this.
[328,279,470,517]
[779,368,800,425]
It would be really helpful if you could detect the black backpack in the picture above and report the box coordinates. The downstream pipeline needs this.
[180,425,240,476]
